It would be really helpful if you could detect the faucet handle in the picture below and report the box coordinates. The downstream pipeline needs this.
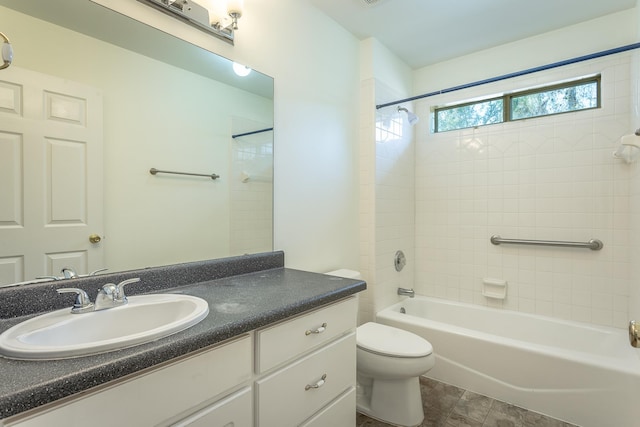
[115,278,140,301]
[57,288,94,313]
[61,267,78,279]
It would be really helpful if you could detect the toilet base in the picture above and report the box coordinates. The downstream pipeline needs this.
[356,374,424,427]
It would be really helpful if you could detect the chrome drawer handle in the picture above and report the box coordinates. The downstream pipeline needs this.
[305,323,327,335]
[305,374,327,391]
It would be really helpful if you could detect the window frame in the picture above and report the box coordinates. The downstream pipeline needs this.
[433,75,601,133]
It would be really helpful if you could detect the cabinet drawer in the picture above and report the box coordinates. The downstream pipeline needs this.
[256,296,357,373]
[172,387,252,427]
[256,332,356,427]
[7,335,252,427]
[300,387,356,427]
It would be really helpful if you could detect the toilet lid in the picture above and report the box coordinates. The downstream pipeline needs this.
[357,322,433,358]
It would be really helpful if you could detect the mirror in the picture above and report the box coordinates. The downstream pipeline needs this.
[0,0,274,286]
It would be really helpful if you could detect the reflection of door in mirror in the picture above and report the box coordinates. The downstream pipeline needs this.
[0,66,104,285]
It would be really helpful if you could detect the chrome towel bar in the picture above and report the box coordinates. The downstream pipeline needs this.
[149,168,220,180]
[490,235,603,251]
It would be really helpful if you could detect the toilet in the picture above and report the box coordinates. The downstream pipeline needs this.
[325,270,435,427]
[356,322,434,426]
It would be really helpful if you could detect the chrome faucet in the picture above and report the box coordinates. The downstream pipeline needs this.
[57,288,95,313]
[397,287,415,298]
[57,278,140,313]
[94,278,140,311]
[61,267,78,279]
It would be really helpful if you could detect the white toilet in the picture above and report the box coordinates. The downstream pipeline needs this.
[356,322,434,427]
[324,270,435,427]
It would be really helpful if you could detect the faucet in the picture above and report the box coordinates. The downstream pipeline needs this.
[94,278,140,311]
[57,278,140,313]
[397,287,415,298]
[57,288,95,313]
[61,267,78,279]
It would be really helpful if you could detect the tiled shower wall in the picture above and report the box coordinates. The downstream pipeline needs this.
[375,82,416,313]
[414,53,632,328]
[229,118,273,256]
[358,78,416,322]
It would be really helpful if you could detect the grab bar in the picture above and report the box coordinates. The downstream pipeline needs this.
[490,235,603,251]
[149,168,220,180]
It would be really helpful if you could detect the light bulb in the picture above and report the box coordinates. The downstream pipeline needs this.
[233,62,251,77]
[227,0,244,16]
[198,0,225,25]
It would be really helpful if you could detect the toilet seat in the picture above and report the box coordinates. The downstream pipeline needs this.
[357,322,432,358]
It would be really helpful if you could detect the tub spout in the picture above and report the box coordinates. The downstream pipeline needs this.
[398,287,415,298]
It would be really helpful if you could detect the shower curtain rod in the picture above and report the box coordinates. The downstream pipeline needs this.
[376,42,640,110]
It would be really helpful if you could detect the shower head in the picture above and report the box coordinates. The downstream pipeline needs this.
[397,106,419,126]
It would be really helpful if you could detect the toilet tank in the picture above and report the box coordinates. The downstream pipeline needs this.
[325,269,362,280]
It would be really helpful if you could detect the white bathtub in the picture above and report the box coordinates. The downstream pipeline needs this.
[376,296,640,427]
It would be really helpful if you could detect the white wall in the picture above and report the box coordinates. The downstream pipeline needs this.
[629,1,640,330]
[237,0,361,272]
[359,39,414,322]
[412,10,637,328]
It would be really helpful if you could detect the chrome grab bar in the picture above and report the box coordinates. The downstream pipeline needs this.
[149,168,220,180]
[490,235,603,251]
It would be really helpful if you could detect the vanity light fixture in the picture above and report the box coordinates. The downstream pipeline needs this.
[138,0,244,44]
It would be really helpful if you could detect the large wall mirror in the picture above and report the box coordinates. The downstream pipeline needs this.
[0,0,274,286]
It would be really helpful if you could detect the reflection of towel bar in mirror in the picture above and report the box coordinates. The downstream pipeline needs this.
[149,168,220,180]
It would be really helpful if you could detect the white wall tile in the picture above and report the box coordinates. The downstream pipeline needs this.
[414,54,632,327]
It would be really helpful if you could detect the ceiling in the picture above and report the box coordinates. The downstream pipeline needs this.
[308,0,637,69]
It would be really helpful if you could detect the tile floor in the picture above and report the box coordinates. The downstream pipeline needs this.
[356,377,579,427]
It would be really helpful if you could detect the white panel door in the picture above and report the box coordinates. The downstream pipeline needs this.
[0,66,103,285]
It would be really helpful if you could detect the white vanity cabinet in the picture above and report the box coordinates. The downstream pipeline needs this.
[254,296,358,427]
[4,335,253,427]
[3,296,358,427]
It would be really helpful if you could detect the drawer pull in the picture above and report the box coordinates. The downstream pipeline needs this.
[305,374,327,391]
[305,323,327,335]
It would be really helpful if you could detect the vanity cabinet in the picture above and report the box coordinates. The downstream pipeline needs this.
[255,296,357,426]
[3,297,357,427]
[4,335,253,427]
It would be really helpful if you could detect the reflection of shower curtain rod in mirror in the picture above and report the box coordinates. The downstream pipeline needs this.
[149,168,220,180]
[232,127,274,139]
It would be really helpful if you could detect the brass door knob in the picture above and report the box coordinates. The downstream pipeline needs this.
[89,234,102,244]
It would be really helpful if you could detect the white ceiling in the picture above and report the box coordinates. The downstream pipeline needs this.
[308,0,637,69]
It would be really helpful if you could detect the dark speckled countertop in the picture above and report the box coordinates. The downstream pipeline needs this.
[0,252,365,420]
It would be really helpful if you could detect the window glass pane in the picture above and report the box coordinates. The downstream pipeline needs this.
[510,80,598,120]
[436,99,503,132]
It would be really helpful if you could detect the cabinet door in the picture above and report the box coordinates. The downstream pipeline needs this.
[6,336,252,427]
[256,332,356,427]
[172,387,252,427]
[300,387,356,427]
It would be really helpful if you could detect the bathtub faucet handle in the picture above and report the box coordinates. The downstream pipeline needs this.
[398,287,415,298]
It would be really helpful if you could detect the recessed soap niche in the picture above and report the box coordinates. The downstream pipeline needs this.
[482,278,507,300]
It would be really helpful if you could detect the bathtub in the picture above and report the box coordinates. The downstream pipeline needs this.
[376,296,640,427]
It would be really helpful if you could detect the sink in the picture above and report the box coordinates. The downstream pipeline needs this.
[0,294,209,360]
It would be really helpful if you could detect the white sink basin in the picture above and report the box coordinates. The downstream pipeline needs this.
[0,294,209,360]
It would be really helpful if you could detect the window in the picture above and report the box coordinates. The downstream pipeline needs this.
[434,76,600,133]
